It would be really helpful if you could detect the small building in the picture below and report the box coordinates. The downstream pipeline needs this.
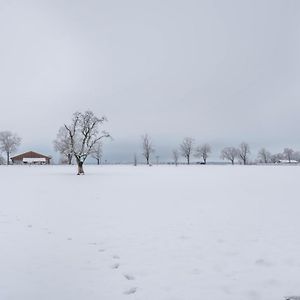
[11,151,51,165]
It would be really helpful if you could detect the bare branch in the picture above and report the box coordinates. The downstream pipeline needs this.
[180,137,194,164]
[57,111,110,174]
[0,131,21,165]
[141,134,154,165]
[194,143,211,164]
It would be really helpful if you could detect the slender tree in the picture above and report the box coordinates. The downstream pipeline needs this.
[0,131,21,165]
[91,141,103,165]
[142,134,154,165]
[63,111,110,175]
[257,148,271,164]
[180,137,194,164]
[283,148,294,163]
[194,143,211,164]
[53,126,73,165]
[133,153,138,166]
[172,149,179,166]
[220,147,239,165]
[238,142,251,165]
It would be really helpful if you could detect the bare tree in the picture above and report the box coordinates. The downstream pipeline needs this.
[220,147,239,165]
[293,151,300,162]
[63,111,110,175]
[0,131,21,165]
[238,142,251,165]
[180,137,194,164]
[172,149,179,166]
[257,148,271,164]
[270,153,283,164]
[91,141,103,165]
[142,134,154,165]
[283,148,294,163]
[133,153,138,166]
[53,126,73,165]
[194,143,211,164]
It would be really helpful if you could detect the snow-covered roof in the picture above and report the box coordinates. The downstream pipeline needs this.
[23,158,46,163]
[277,159,298,164]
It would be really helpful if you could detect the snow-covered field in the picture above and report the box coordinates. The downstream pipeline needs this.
[1,165,300,300]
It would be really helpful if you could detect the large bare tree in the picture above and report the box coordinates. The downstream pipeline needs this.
[180,137,194,164]
[53,126,73,165]
[91,141,103,165]
[238,142,251,165]
[257,148,271,164]
[194,143,211,164]
[142,134,154,165]
[220,147,239,165]
[0,131,21,165]
[63,111,110,175]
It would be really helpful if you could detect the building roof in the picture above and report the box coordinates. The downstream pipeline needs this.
[11,151,51,160]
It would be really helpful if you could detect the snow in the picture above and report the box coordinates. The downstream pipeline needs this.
[277,160,299,164]
[23,157,46,163]
[1,165,300,300]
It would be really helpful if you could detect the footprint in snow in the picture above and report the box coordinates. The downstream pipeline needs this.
[111,263,120,269]
[113,255,120,259]
[124,274,135,281]
[98,249,105,252]
[255,258,272,267]
[123,287,137,295]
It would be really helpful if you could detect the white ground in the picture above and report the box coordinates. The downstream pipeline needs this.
[1,165,300,300]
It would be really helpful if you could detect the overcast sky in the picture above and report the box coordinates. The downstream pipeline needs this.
[0,0,300,163]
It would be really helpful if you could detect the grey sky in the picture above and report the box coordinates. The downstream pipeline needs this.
[0,0,299,162]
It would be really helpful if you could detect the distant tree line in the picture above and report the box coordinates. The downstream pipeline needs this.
[1,112,300,173]
[134,134,300,166]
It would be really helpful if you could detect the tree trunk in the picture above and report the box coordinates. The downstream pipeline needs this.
[97,158,100,165]
[146,157,149,165]
[187,156,190,165]
[231,159,234,165]
[77,161,84,175]
[6,152,9,165]
[67,154,72,165]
